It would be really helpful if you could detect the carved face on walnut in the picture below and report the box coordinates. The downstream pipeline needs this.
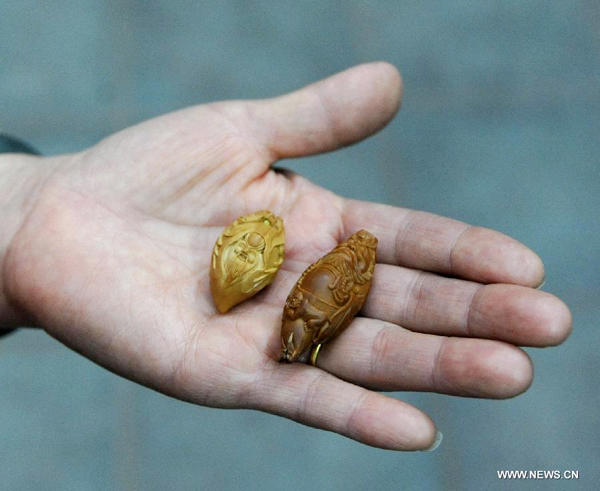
[210,211,284,313]
[224,231,267,285]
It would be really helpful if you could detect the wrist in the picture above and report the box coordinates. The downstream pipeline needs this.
[0,153,60,328]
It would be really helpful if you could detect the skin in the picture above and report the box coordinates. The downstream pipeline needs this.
[0,62,572,451]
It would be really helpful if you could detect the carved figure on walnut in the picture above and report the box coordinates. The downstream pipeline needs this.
[210,210,284,313]
[280,230,377,363]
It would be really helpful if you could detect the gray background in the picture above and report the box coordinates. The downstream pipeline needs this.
[1,1,598,490]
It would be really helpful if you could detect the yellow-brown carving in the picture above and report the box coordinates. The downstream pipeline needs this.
[280,230,377,363]
[211,210,284,313]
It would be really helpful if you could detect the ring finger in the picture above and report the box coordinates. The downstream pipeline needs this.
[313,317,533,398]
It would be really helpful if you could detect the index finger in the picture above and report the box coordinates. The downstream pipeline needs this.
[342,200,545,287]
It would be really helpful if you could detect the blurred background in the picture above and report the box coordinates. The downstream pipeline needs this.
[1,1,598,490]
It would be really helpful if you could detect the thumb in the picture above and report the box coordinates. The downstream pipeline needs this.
[248,62,403,161]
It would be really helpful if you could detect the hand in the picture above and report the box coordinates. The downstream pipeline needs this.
[2,63,571,450]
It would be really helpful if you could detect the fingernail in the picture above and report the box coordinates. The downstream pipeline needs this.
[536,277,546,290]
[422,430,443,452]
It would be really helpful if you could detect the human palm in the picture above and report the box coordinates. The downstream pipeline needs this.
[4,63,571,450]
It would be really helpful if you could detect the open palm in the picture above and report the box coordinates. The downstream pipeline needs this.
[5,63,571,450]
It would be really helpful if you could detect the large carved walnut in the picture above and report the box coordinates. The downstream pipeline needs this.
[210,210,284,313]
[280,230,378,362]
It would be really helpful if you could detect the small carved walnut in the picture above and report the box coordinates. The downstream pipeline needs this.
[280,230,378,362]
[210,210,284,313]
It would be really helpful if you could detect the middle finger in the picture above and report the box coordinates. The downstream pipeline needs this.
[363,264,571,347]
